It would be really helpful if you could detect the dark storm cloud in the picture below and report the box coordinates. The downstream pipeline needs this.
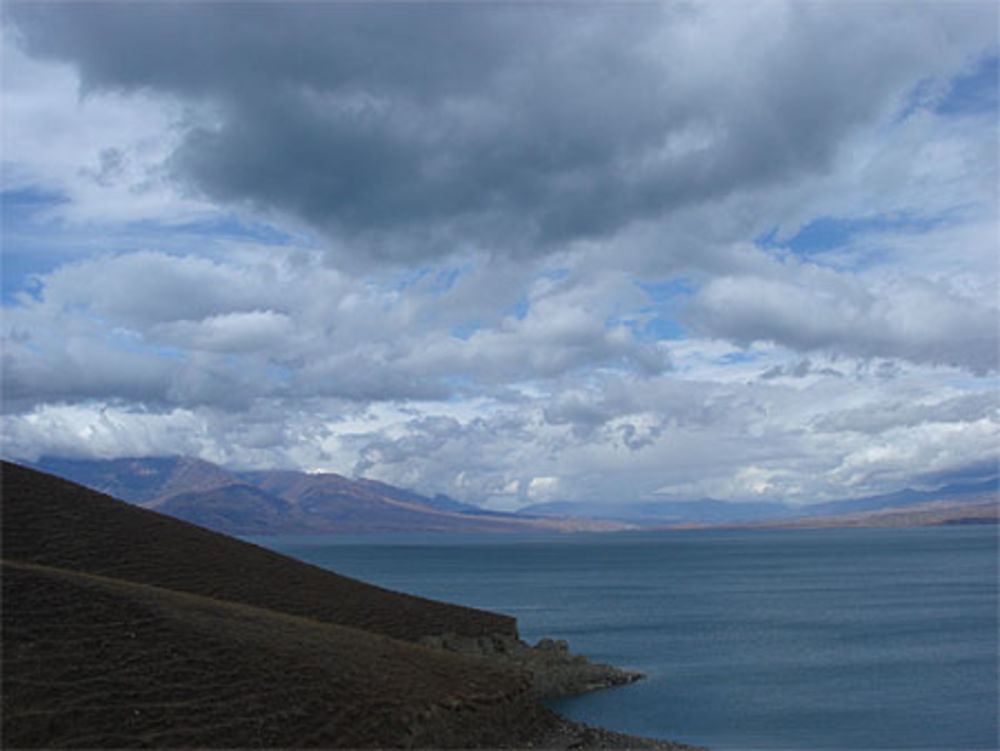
[11,1,983,263]
[9,3,515,98]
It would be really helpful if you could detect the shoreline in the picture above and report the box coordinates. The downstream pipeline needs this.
[535,715,708,750]
[418,632,644,699]
[418,631,708,750]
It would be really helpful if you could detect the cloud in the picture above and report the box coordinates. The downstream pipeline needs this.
[826,416,1000,491]
[687,256,998,374]
[760,359,844,380]
[2,248,667,412]
[0,403,209,462]
[153,311,294,354]
[9,2,995,265]
[0,30,208,228]
[33,251,291,327]
[398,300,669,381]
[812,391,1000,435]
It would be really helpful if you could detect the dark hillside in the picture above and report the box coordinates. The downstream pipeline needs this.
[1,461,701,749]
[1,461,516,641]
[3,560,547,749]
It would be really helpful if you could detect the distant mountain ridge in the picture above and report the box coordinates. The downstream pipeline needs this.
[799,479,999,518]
[27,456,627,535]
[29,456,235,507]
[24,455,998,534]
[519,479,999,527]
[519,498,792,525]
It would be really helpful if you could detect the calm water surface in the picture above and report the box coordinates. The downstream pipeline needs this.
[249,526,999,751]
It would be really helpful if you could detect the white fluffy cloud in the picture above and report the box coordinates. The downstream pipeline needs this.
[690,261,997,374]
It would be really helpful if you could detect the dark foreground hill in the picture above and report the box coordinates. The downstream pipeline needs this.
[3,560,543,748]
[2,461,515,641]
[1,462,700,749]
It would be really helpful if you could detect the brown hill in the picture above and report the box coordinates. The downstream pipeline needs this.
[151,482,298,535]
[33,455,239,505]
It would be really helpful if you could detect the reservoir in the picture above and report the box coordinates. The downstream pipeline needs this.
[250,526,998,751]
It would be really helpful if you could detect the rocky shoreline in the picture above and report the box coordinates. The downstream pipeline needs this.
[418,633,707,751]
[415,632,712,749]
[533,715,709,750]
[418,632,644,699]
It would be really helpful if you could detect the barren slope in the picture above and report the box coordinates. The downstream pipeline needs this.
[2,461,515,641]
[3,560,547,749]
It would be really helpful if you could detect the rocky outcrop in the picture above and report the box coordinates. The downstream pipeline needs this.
[418,632,644,699]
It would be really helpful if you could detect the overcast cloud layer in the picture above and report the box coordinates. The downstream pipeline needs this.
[2,1,997,508]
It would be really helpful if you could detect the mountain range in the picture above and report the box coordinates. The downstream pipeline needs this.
[522,480,998,528]
[24,455,998,535]
[26,456,628,535]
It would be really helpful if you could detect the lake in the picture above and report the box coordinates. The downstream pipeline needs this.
[248,526,999,751]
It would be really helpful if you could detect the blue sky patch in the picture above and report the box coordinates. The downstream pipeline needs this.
[1,186,69,217]
[894,53,998,122]
[633,278,694,342]
[430,266,464,295]
[168,215,297,246]
[2,253,57,304]
[935,53,998,116]
[718,350,758,365]
[450,322,481,341]
[505,296,529,321]
[760,213,947,261]
[1,188,72,298]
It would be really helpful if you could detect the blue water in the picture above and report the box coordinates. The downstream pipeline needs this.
[247,526,999,751]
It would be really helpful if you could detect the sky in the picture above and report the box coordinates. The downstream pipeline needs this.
[1,1,997,511]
